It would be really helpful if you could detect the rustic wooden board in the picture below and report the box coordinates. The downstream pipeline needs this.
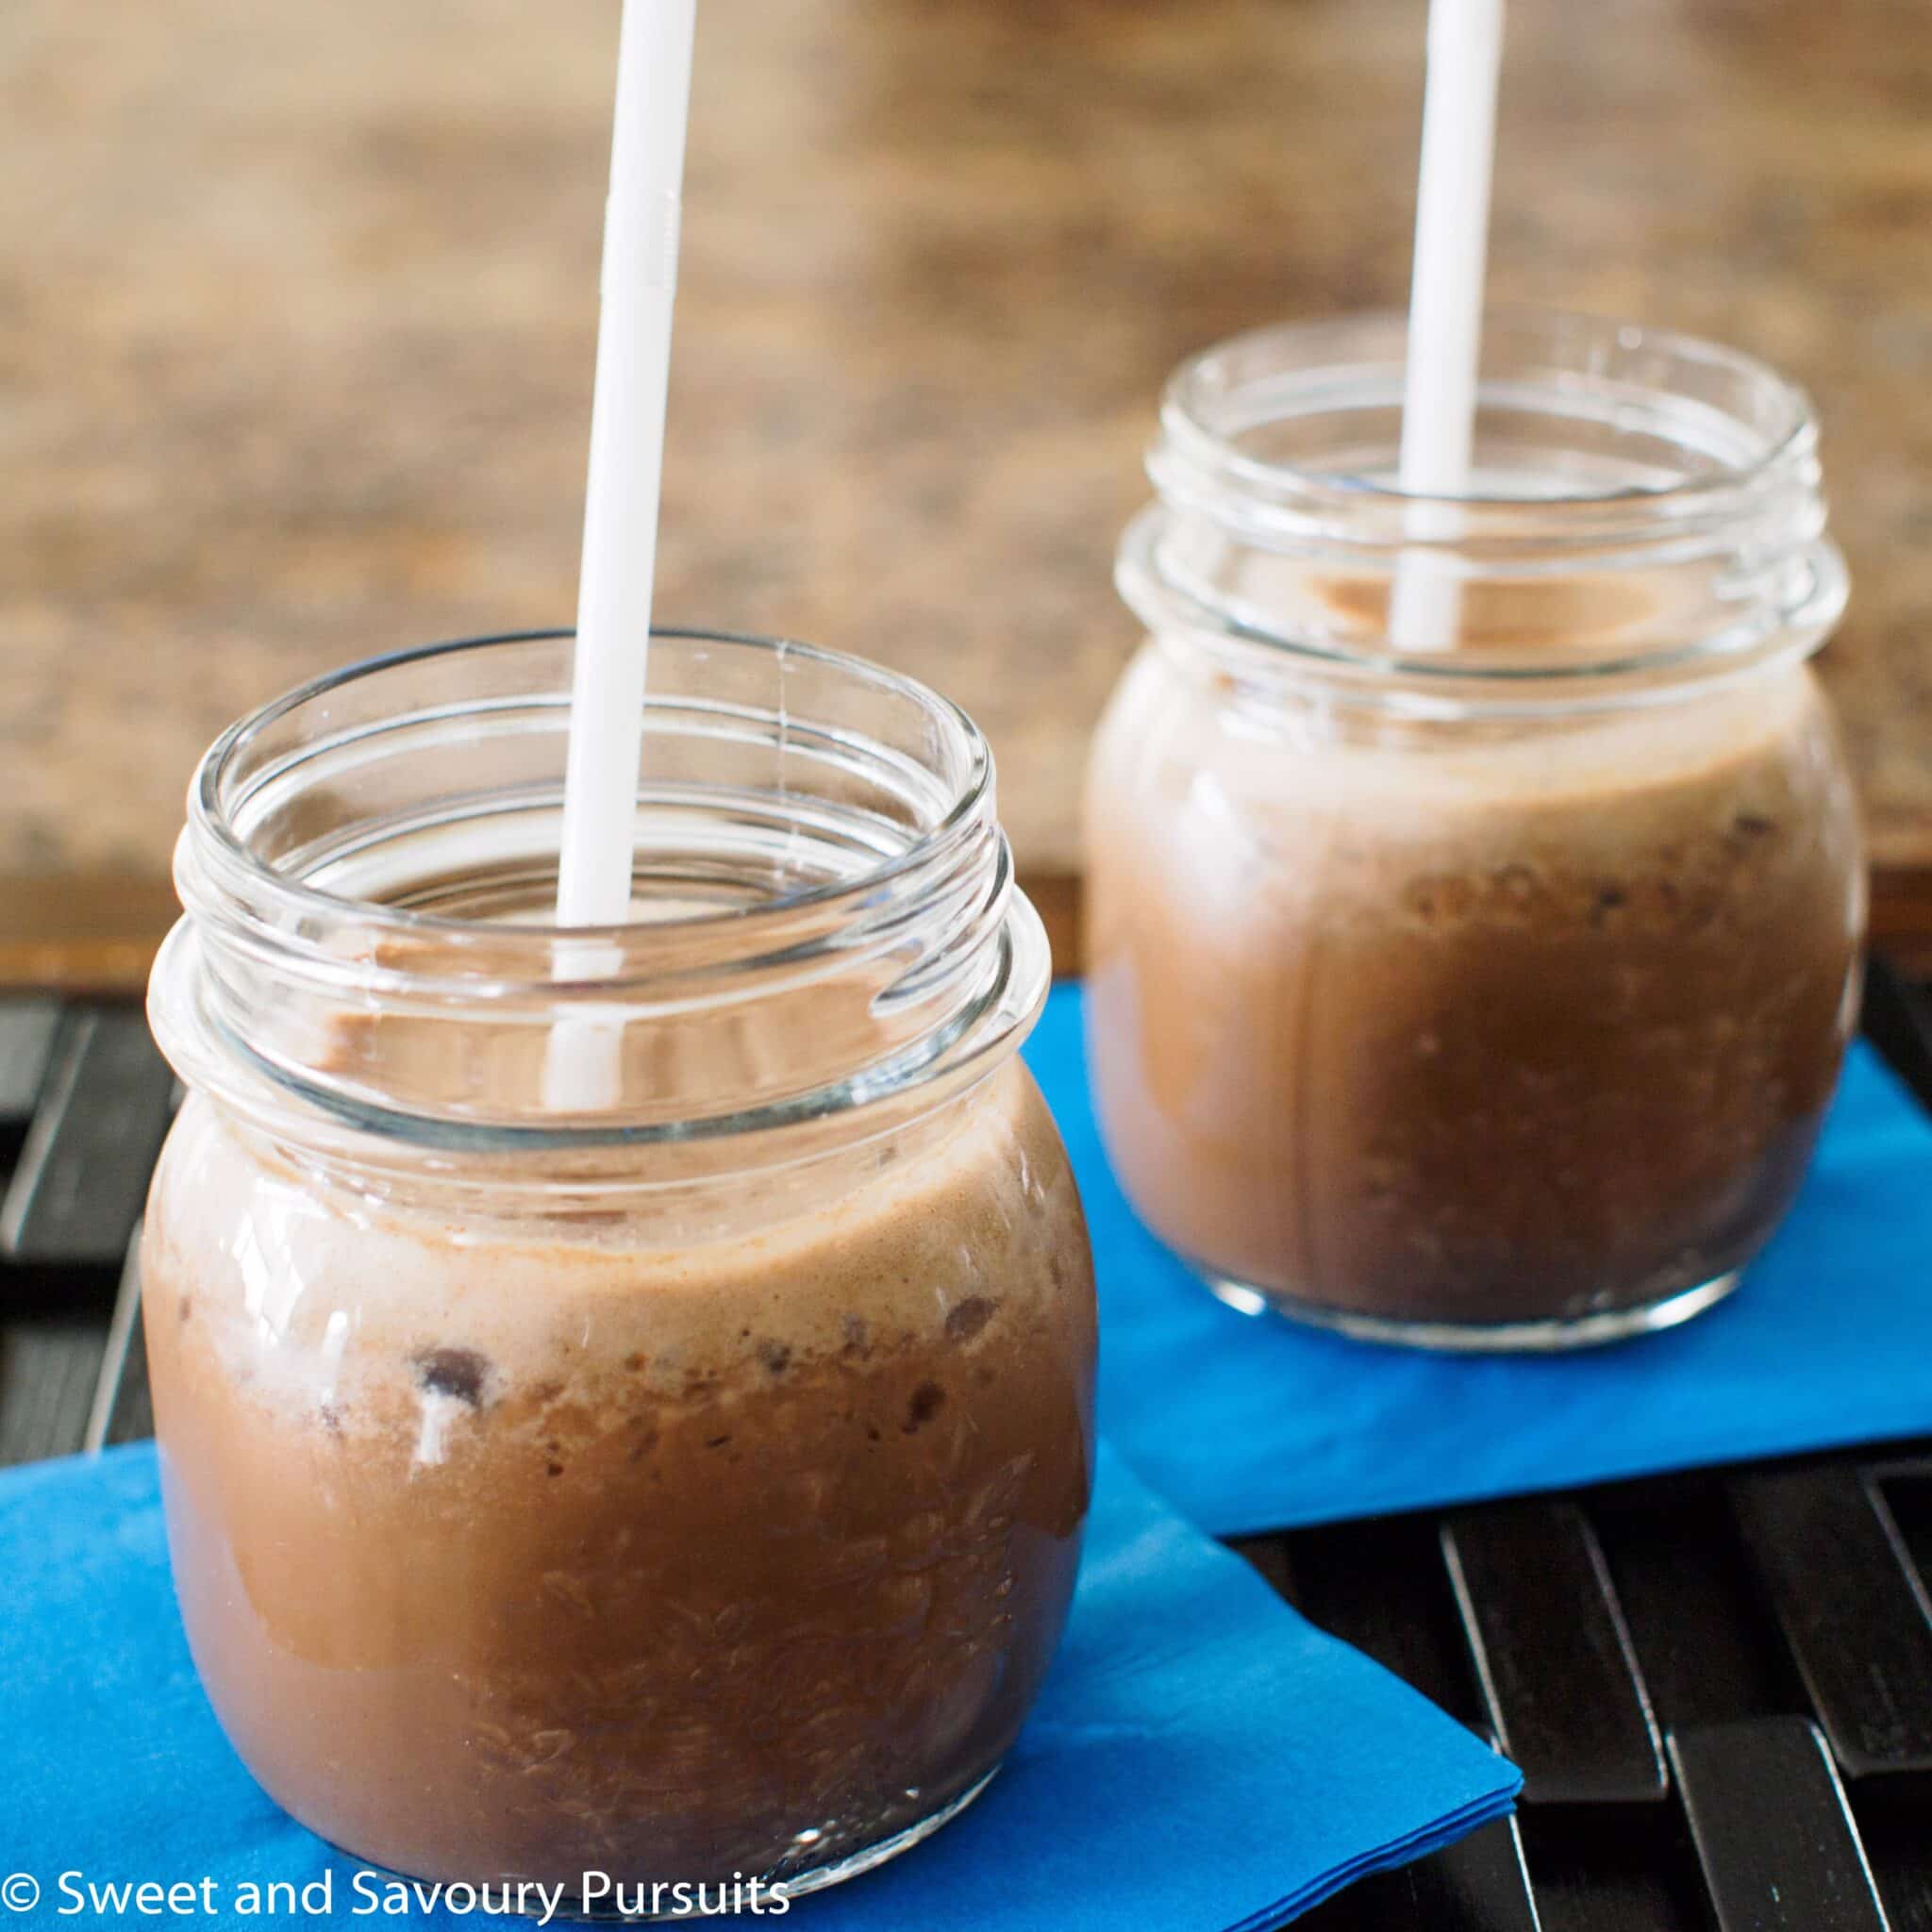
[3,0,1931,942]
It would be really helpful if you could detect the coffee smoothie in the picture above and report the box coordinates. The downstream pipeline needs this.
[1086,645,1863,1337]
[143,630,1094,1903]
[1090,313,1865,1345]
[143,1053,1093,1892]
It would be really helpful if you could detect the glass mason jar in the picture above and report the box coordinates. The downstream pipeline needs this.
[1087,312,1865,1350]
[143,630,1096,1905]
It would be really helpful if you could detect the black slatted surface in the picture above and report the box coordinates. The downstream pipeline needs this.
[1442,1500,1668,1804]
[3,959,1931,1930]
[0,1318,108,1467]
[0,1008,173,1266]
[1670,1720,1890,1932]
[1731,1463,1932,1776]
[0,997,59,1126]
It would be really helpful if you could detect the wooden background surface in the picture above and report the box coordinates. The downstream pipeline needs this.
[6,0,1932,985]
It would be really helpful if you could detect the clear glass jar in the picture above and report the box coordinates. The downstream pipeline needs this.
[1087,312,1865,1350]
[143,630,1096,1906]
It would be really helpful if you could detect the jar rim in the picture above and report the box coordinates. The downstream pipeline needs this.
[1127,307,1847,708]
[1160,306,1815,513]
[190,626,993,949]
[156,628,1047,1154]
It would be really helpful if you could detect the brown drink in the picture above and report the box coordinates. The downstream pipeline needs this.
[1089,312,1865,1345]
[143,630,1095,1902]
[143,1056,1092,1892]
[1086,650,1862,1336]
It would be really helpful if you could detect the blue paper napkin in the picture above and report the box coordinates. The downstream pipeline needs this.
[1026,984,1932,1539]
[0,1442,1516,1931]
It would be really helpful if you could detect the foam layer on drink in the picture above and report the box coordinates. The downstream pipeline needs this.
[1085,645,1864,1330]
[143,1056,1095,1890]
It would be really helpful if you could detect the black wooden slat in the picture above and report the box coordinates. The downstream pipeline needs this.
[1295,1870,1424,1932]
[1517,1806,1707,1932]
[85,1233,150,1452]
[1442,1500,1668,1804]
[1298,1816,1541,1932]
[1670,1719,1890,1932]
[1853,1789,1932,1932]
[1864,956,1932,1112]
[0,1322,108,1466]
[1591,1474,1804,1729]
[1731,1463,1932,1776]
[1228,1532,1299,1607]
[1405,1813,1542,1932]
[1875,1460,1932,1601]
[1298,1869,1439,1932]
[1285,1516,1486,1728]
[0,1008,174,1266]
[102,1318,154,1448]
[0,998,60,1124]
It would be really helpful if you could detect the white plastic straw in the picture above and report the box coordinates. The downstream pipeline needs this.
[545,0,698,1109]
[1388,0,1506,652]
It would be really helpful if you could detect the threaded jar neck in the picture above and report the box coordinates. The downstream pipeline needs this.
[1120,309,1846,716]
[151,629,1046,1159]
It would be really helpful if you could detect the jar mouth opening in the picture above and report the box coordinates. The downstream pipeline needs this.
[1161,307,1814,513]
[1131,308,1844,705]
[158,629,1045,1149]
[190,627,993,951]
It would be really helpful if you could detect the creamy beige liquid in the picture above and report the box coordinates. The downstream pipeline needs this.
[1085,645,1864,1331]
[142,1057,1095,1891]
